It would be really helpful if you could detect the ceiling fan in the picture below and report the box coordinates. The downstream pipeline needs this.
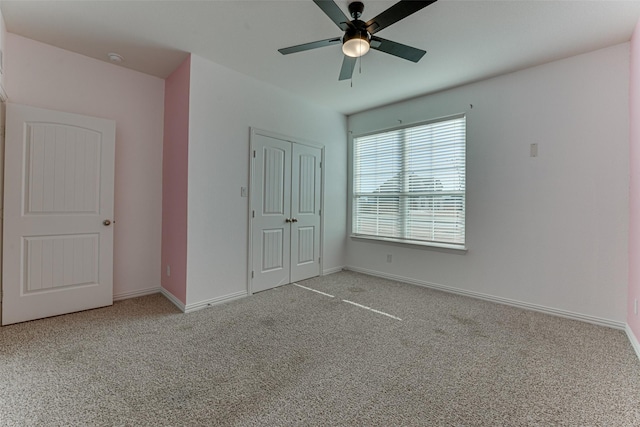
[278,0,437,81]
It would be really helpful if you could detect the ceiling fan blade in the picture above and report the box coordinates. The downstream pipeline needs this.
[370,36,426,63]
[279,37,342,55]
[339,56,357,81]
[365,0,437,34]
[313,0,351,31]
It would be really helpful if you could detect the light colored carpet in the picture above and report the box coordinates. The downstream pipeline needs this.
[1,270,639,426]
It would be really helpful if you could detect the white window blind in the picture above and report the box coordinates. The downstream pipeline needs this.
[352,115,466,247]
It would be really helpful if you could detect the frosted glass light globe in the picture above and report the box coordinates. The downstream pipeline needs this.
[342,38,370,57]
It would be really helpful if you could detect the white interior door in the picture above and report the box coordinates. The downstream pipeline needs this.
[251,134,292,293]
[290,143,321,282]
[250,131,322,293]
[2,103,116,325]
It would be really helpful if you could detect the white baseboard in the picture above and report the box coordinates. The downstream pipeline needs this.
[184,290,248,313]
[113,286,161,302]
[160,287,186,312]
[626,324,640,362]
[344,266,626,330]
[322,266,345,276]
[160,288,248,313]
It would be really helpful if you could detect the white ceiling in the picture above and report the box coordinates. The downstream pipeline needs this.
[2,0,640,115]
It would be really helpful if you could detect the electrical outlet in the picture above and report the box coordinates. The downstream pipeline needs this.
[386,254,392,263]
[166,265,171,277]
[530,143,538,157]
[241,187,248,197]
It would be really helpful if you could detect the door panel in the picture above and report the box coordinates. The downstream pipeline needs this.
[296,226,315,263]
[290,143,322,282]
[251,135,291,293]
[262,228,285,271]
[25,234,98,292]
[2,103,115,325]
[262,146,287,215]
[26,123,101,214]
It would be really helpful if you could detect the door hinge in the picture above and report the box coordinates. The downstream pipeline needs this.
[252,210,255,218]
[318,257,321,263]
[253,150,256,158]
[251,271,254,279]
[319,209,321,216]
[319,161,322,168]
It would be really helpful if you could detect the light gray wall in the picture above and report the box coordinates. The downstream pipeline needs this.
[186,54,347,306]
[347,43,630,324]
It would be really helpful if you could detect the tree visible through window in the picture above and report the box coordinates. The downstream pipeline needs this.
[352,115,466,247]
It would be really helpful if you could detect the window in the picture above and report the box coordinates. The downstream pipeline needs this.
[352,115,466,248]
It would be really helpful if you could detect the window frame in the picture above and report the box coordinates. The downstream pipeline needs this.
[350,114,467,251]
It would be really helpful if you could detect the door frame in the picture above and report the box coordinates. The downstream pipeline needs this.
[0,102,5,321]
[247,128,325,295]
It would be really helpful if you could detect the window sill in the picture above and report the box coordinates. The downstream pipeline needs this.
[350,234,468,254]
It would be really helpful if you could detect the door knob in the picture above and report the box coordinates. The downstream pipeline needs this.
[291,218,298,223]
[285,218,292,223]
[103,219,112,226]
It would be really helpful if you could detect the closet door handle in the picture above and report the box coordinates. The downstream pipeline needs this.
[285,218,292,223]
[291,218,298,223]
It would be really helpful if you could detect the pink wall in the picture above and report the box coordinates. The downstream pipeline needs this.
[5,34,165,299]
[161,55,190,304]
[630,21,640,340]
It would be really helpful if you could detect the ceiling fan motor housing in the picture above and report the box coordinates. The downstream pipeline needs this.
[343,21,370,45]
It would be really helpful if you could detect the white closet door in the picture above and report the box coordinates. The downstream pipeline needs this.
[2,103,116,325]
[250,134,292,293]
[290,143,321,282]
[250,131,322,293]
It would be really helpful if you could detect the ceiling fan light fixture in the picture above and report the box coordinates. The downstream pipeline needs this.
[342,32,370,58]
[278,0,433,80]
